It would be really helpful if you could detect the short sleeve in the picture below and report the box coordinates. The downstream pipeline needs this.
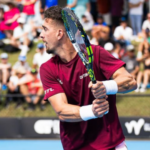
[95,46,125,80]
[113,27,120,39]
[142,20,147,30]
[40,63,64,100]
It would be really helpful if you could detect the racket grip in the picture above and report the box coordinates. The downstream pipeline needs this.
[92,80,109,115]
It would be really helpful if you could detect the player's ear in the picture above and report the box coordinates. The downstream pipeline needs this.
[57,29,64,40]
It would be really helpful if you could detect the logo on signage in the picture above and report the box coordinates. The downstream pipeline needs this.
[34,120,60,134]
[125,118,145,135]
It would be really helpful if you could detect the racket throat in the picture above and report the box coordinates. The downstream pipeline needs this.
[72,43,89,65]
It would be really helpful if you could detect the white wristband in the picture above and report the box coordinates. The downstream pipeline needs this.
[79,104,97,121]
[102,80,118,95]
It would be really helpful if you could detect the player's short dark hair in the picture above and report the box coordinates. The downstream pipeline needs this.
[44,6,64,25]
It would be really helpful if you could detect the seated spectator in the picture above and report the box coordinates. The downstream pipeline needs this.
[135,48,150,92]
[6,66,26,108]
[113,17,133,47]
[0,53,11,90]
[18,68,45,110]
[12,55,31,75]
[90,27,99,45]
[11,17,34,56]
[81,12,94,37]
[122,45,139,79]
[94,14,107,26]
[33,43,53,70]
[142,13,150,33]
[98,26,114,47]
[29,10,44,40]
[22,0,36,23]
[104,42,119,59]
[0,2,20,37]
[138,28,150,57]
[114,41,125,59]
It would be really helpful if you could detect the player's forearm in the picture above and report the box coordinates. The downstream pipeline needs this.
[55,104,82,122]
[114,74,137,93]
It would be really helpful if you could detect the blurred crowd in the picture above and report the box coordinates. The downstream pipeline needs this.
[0,0,150,111]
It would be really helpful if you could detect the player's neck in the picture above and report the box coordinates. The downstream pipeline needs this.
[56,39,77,63]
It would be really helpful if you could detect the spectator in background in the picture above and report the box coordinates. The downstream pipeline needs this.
[94,14,107,26]
[128,0,144,35]
[33,43,53,70]
[114,41,125,59]
[0,2,20,38]
[110,0,124,31]
[67,0,75,10]
[11,17,34,56]
[97,0,111,26]
[6,66,26,108]
[0,53,11,90]
[113,17,133,47]
[45,0,58,9]
[135,48,150,92]
[12,55,31,75]
[138,28,150,54]
[81,12,94,37]
[22,0,36,23]
[18,69,45,110]
[142,13,150,33]
[90,26,99,45]
[29,11,44,40]
[98,26,114,47]
[104,42,119,59]
[67,0,91,21]
[122,45,139,79]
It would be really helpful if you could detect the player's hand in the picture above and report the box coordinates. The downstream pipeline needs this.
[88,81,106,99]
[92,98,109,118]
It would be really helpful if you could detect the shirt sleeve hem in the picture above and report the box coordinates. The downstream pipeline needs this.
[44,90,65,101]
[106,62,125,80]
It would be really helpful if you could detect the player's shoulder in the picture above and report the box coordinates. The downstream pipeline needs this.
[91,44,105,53]
[40,55,59,71]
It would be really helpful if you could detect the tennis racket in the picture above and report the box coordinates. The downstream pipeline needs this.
[61,8,108,115]
[61,8,96,84]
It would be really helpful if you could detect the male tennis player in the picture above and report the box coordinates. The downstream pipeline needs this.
[40,6,137,150]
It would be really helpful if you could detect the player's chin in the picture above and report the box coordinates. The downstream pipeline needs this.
[46,48,55,54]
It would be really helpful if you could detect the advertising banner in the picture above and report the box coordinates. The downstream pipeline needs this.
[0,117,150,139]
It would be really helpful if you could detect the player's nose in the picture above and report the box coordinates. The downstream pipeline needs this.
[40,31,44,40]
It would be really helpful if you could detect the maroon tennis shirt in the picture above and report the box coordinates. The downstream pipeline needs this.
[40,45,125,150]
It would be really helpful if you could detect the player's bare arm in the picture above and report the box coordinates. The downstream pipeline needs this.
[48,93,109,122]
[112,67,137,93]
[89,67,137,98]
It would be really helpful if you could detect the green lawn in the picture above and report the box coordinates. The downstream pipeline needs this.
[0,42,150,117]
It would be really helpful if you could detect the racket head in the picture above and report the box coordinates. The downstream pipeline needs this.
[61,8,96,83]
